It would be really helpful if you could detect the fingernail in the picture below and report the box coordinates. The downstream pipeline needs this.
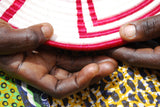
[41,23,53,39]
[121,24,136,39]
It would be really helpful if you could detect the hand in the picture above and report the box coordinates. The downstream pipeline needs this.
[0,19,117,98]
[0,46,117,98]
[107,14,160,69]
[0,19,53,55]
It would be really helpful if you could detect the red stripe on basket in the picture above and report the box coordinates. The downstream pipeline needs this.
[77,0,87,36]
[78,1,160,38]
[46,38,126,51]
[46,3,160,51]
[0,0,26,22]
[87,0,97,23]
[88,0,153,26]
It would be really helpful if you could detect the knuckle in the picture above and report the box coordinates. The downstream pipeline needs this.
[142,19,155,34]
[140,16,159,38]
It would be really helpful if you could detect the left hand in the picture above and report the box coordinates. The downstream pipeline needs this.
[0,45,117,98]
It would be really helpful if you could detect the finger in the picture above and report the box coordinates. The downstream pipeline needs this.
[50,67,71,80]
[51,63,100,98]
[90,61,116,84]
[56,51,117,72]
[93,56,118,67]
[107,46,160,69]
[51,57,117,84]
[91,56,117,83]
[120,14,160,42]
[56,51,93,72]
[49,60,115,98]
[0,19,53,55]
[52,56,117,87]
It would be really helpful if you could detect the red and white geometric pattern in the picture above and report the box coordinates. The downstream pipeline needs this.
[0,0,160,51]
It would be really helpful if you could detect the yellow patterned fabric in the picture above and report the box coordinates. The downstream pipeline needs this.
[0,70,24,107]
[0,63,160,107]
[51,63,160,107]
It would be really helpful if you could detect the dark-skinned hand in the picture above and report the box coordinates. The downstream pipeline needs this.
[107,14,160,70]
[0,19,117,98]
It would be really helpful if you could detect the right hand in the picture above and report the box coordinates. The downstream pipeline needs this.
[107,14,160,69]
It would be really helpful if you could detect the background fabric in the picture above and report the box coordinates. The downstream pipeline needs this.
[0,62,160,107]
[0,70,24,107]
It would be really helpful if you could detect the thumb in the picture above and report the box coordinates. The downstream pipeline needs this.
[120,14,160,42]
[0,19,53,55]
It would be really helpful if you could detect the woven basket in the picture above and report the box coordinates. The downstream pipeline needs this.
[0,0,160,51]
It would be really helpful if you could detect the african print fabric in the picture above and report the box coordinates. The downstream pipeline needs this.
[0,70,24,107]
[0,62,160,107]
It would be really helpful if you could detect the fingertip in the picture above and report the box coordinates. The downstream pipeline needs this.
[77,63,99,87]
[98,61,116,76]
[90,61,116,84]
[120,15,160,43]
[82,63,99,77]
[94,56,118,68]
[120,24,136,42]
[41,23,54,39]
